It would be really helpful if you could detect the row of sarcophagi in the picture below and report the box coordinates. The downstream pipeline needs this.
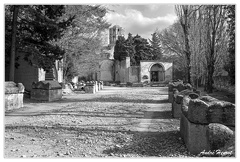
[168,81,235,155]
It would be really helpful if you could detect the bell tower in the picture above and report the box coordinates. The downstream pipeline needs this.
[109,25,124,45]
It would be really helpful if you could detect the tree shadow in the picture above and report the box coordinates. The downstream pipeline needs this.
[143,110,173,119]
[102,130,189,157]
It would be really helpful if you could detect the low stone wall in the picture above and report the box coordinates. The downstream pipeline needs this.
[5,82,25,111]
[31,81,62,101]
[180,95,235,155]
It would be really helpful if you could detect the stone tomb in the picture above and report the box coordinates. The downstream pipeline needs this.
[31,81,62,101]
[172,89,199,118]
[180,96,235,154]
[85,81,96,94]
[5,81,25,111]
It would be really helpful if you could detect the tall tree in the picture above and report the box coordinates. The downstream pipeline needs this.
[58,5,111,81]
[224,5,235,85]
[9,5,19,81]
[203,5,226,92]
[175,5,193,84]
[5,5,74,79]
[149,31,162,60]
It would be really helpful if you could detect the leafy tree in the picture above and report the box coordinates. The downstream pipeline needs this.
[5,5,74,81]
[113,36,127,61]
[149,31,162,60]
[113,33,154,66]
[58,5,111,82]
[175,5,194,84]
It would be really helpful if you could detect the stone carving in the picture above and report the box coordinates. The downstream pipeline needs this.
[5,81,25,111]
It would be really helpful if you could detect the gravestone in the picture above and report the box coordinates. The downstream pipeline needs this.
[5,81,25,111]
[31,81,62,101]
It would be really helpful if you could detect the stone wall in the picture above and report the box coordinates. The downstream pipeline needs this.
[128,66,140,83]
[99,59,114,82]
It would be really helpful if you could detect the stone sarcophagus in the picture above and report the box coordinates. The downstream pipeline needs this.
[85,81,95,94]
[180,96,235,155]
[31,81,62,101]
[5,81,25,111]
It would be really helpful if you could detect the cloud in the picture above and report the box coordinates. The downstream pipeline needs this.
[105,8,177,39]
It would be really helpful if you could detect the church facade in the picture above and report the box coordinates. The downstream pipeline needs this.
[98,25,173,84]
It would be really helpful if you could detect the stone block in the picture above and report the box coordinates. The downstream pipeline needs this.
[5,93,24,111]
[172,99,181,118]
[85,82,95,94]
[31,81,62,101]
[187,96,235,126]
[180,113,210,155]
[5,81,24,111]
[180,113,234,155]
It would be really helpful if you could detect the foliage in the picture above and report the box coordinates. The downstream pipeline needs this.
[56,5,111,81]
[5,5,74,71]
[113,33,154,66]
[149,31,163,60]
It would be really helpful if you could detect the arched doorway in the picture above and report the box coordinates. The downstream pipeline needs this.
[150,64,164,82]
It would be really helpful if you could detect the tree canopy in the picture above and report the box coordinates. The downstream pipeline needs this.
[5,5,74,71]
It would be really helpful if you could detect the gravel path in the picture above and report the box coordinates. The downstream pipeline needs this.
[5,86,193,158]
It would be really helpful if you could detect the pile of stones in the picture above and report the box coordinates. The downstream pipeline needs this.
[168,81,235,155]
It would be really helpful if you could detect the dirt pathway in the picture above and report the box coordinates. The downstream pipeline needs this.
[5,86,190,158]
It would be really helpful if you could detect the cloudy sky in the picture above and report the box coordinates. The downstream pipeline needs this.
[104,4,177,40]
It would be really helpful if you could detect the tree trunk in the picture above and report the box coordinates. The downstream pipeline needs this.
[9,5,19,81]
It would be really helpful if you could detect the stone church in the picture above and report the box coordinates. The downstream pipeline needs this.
[98,25,173,84]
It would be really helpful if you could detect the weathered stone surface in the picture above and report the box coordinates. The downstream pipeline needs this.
[172,89,198,118]
[180,114,235,155]
[172,100,181,118]
[181,96,191,117]
[187,97,235,126]
[207,123,234,150]
[32,81,62,90]
[176,83,185,92]
[180,113,210,155]
[5,81,24,110]
[31,81,62,101]
[85,84,95,94]
[5,81,25,94]
[31,89,62,101]
[5,93,24,111]
[188,93,199,99]
[184,83,192,90]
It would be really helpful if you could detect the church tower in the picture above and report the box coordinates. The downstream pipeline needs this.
[109,25,124,45]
